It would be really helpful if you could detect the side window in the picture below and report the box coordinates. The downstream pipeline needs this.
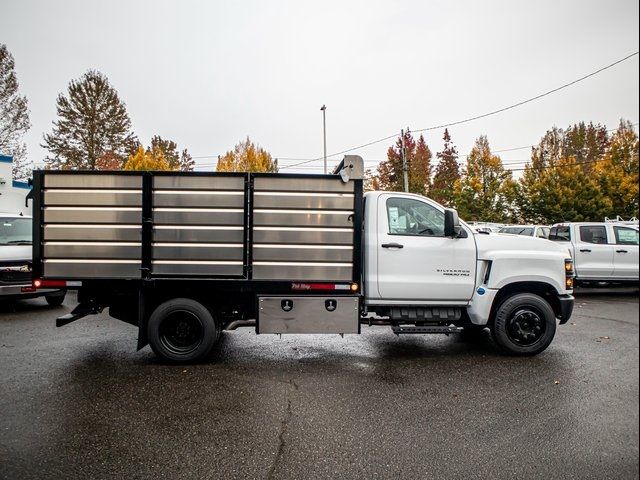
[579,226,608,244]
[386,197,445,237]
[614,227,639,246]
[549,226,571,241]
[537,227,550,239]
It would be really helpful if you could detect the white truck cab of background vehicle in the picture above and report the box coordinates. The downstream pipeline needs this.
[549,222,639,284]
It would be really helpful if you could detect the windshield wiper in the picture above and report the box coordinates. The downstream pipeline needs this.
[5,240,32,245]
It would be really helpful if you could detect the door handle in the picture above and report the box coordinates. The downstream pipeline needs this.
[381,243,404,249]
[616,249,628,253]
[580,249,591,253]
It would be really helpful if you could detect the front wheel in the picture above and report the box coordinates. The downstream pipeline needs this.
[147,298,219,363]
[491,293,557,356]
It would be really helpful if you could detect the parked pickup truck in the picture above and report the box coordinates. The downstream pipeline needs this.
[1,213,66,305]
[29,157,574,363]
[549,222,639,285]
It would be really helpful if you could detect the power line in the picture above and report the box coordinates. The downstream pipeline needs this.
[293,50,638,166]
[193,120,639,171]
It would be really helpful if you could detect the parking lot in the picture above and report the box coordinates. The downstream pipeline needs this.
[0,289,638,480]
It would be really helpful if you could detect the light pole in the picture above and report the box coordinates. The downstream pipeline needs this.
[320,105,327,174]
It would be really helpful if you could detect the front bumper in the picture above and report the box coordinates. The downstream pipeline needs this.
[557,294,575,325]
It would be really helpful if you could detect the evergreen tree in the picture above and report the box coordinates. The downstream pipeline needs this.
[149,136,180,169]
[0,44,31,180]
[42,70,137,170]
[431,129,461,207]
[179,148,195,172]
[216,137,277,172]
[455,135,517,222]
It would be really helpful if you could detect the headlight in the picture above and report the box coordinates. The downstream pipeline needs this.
[564,259,575,290]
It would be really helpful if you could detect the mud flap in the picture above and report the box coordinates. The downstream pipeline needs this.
[136,289,149,351]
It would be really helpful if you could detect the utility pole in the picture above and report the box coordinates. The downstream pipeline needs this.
[320,105,327,174]
[401,129,408,192]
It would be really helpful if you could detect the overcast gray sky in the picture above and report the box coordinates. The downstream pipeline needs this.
[1,0,638,174]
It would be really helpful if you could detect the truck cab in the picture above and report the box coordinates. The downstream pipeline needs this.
[363,192,574,351]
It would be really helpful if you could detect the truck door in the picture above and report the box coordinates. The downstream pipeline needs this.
[610,226,639,279]
[574,225,614,279]
[376,194,476,302]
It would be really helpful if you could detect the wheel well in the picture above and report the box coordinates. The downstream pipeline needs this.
[490,282,561,324]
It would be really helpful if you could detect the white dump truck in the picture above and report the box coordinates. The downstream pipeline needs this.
[28,157,574,363]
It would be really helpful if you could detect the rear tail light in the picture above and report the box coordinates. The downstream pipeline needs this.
[291,282,357,292]
[33,279,67,289]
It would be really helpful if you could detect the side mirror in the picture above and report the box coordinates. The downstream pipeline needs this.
[444,208,461,238]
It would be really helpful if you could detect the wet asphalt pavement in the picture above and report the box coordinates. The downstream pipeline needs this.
[0,289,638,480]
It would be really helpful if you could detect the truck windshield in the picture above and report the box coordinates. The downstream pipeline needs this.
[500,227,534,236]
[549,226,571,242]
[0,217,32,246]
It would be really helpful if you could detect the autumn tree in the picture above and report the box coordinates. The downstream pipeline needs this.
[377,130,413,192]
[42,70,137,170]
[123,145,171,171]
[410,134,432,195]
[563,121,609,167]
[0,44,31,181]
[596,120,639,219]
[216,137,277,172]
[96,151,124,170]
[431,129,461,207]
[149,135,194,171]
[518,123,613,223]
[376,129,434,193]
[363,169,380,191]
[455,135,518,222]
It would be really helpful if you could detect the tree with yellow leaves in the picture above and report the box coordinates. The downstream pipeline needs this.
[454,136,518,222]
[596,120,639,219]
[518,123,615,223]
[123,145,171,171]
[216,137,278,173]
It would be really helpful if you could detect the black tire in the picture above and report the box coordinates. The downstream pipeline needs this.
[147,298,218,363]
[491,293,557,356]
[45,291,66,307]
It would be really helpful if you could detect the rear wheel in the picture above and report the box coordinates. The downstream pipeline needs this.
[148,298,218,363]
[45,291,66,307]
[491,293,556,356]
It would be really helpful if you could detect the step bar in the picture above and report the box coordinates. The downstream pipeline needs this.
[391,325,465,335]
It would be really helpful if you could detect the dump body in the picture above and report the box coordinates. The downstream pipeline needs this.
[32,169,363,286]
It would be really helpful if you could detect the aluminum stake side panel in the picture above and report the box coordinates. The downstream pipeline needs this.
[151,173,247,277]
[40,172,143,279]
[251,175,356,282]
